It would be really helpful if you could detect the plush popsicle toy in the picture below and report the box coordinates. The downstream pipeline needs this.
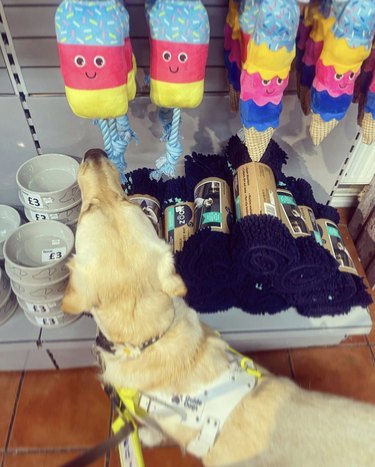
[148,0,210,180]
[240,0,299,161]
[55,0,137,183]
[298,1,335,115]
[309,0,375,145]
[224,0,242,111]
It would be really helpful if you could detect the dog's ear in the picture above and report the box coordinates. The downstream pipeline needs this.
[61,258,92,314]
[158,250,187,298]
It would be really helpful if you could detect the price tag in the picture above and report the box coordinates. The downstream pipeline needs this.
[41,247,66,263]
[29,211,49,221]
[22,191,43,208]
[35,316,59,326]
[26,302,56,313]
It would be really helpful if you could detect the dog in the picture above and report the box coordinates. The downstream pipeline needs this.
[62,150,375,467]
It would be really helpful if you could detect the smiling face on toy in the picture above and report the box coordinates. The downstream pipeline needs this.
[150,39,208,83]
[314,59,359,97]
[240,71,289,106]
[58,44,127,90]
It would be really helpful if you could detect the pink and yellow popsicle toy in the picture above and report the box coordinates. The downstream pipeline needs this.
[148,0,210,179]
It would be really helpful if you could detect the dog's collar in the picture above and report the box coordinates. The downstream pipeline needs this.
[95,313,175,359]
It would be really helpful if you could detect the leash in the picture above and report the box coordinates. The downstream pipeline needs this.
[59,422,134,467]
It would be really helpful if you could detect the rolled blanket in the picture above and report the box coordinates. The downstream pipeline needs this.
[231,215,300,279]
[235,277,289,315]
[161,176,193,210]
[124,167,164,202]
[274,236,339,294]
[282,176,319,216]
[294,273,372,318]
[175,229,234,313]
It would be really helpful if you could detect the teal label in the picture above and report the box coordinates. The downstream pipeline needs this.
[277,193,297,206]
[235,196,241,221]
[203,212,222,224]
[327,225,341,238]
[167,207,175,232]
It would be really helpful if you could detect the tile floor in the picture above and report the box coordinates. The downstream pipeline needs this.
[0,212,374,467]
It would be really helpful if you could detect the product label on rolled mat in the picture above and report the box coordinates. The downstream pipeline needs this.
[276,189,310,238]
[317,219,358,275]
[164,202,195,253]
[234,162,280,220]
[194,177,232,233]
[299,205,323,245]
[129,195,163,238]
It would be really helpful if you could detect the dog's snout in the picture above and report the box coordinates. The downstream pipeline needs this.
[83,149,108,162]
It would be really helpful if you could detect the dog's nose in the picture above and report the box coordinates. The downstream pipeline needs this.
[83,149,108,162]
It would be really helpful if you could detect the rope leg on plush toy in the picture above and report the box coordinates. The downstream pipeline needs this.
[158,107,174,142]
[95,119,113,159]
[150,107,183,180]
[108,118,128,184]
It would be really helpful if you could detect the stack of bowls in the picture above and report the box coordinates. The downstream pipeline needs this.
[16,154,81,232]
[0,205,22,262]
[3,220,79,329]
[0,267,18,326]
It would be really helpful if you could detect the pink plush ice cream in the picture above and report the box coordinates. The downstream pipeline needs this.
[313,59,359,97]
[240,71,289,106]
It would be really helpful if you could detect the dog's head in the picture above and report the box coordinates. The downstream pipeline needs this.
[61,150,186,326]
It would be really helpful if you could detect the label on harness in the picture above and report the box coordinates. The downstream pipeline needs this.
[129,195,163,238]
[277,189,310,238]
[194,177,232,233]
[234,162,280,220]
[164,202,195,253]
[317,219,358,275]
[112,416,144,467]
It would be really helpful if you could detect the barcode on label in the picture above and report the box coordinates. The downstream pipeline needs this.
[264,203,277,217]
[41,247,66,263]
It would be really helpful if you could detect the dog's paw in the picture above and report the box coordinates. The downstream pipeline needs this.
[138,426,166,447]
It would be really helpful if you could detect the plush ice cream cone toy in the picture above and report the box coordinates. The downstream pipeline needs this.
[240,0,299,161]
[310,0,375,145]
[299,1,334,116]
[361,72,375,144]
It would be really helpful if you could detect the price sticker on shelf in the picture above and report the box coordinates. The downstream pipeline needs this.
[41,247,66,263]
[21,191,43,208]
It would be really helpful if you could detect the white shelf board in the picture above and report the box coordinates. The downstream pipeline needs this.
[0,304,372,370]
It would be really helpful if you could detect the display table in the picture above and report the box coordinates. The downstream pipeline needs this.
[0,304,371,371]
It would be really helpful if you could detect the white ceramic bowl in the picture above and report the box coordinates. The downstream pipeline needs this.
[0,291,18,326]
[16,154,81,211]
[11,276,69,303]
[0,205,21,259]
[0,269,11,306]
[23,309,80,329]
[23,201,81,224]
[17,294,64,316]
[3,221,74,285]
